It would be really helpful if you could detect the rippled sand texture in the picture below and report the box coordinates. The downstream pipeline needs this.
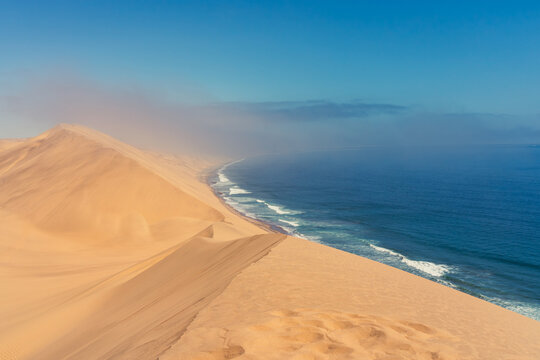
[166,308,463,360]
[163,236,540,360]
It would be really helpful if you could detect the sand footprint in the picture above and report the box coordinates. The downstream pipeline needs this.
[188,308,462,359]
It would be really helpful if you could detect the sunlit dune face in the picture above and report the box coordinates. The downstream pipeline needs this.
[0,125,538,360]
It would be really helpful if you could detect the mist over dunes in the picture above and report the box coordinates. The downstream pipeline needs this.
[0,124,538,359]
[2,74,540,158]
[0,125,223,241]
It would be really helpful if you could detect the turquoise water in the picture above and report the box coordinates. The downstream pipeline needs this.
[211,145,540,320]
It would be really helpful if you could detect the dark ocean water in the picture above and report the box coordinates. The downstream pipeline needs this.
[211,145,540,320]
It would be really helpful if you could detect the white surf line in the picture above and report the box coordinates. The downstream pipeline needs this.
[229,186,251,195]
[255,199,295,215]
[370,244,452,277]
[279,219,300,227]
[216,158,245,184]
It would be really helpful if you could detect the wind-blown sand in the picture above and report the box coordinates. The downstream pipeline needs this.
[0,124,538,359]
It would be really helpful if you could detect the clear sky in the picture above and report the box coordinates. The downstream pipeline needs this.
[1,1,540,151]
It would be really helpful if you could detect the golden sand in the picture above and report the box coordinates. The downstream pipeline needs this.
[0,125,538,359]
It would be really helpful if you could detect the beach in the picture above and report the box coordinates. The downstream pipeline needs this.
[212,149,540,320]
[0,124,539,359]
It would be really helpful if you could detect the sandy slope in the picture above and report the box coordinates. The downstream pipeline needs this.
[0,125,539,359]
[166,237,540,359]
[0,139,24,152]
[0,124,272,359]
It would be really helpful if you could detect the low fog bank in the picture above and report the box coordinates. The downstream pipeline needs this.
[2,73,539,157]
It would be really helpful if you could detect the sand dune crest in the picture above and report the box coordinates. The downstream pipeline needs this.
[0,124,224,243]
[0,125,539,360]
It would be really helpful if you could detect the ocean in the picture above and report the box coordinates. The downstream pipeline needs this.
[210,145,540,320]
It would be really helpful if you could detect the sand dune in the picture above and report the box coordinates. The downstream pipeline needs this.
[0,139,24,152]
[0,124,271,359]
[163,236,540,359]
[166,308,461,360]
[0,124,539,359]
[0,125,223,242]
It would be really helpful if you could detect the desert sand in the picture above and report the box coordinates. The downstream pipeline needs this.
[0,124,538,360]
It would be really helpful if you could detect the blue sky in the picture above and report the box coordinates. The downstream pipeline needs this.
[1,1,540,150]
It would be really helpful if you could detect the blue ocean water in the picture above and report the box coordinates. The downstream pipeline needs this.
[211,145,540,320]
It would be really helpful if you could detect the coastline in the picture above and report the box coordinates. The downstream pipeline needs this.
[202,160,291,235]
[172,158,540,359]
[208,153,540,321]
[1,125,539,359]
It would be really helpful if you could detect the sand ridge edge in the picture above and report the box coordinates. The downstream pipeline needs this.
[0,124,539,360]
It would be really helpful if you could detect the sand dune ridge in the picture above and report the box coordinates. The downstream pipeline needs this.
[0,124,538,360]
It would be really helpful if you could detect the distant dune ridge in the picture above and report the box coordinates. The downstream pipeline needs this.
[0,124,538,359]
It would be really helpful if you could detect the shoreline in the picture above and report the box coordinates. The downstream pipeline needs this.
[204,157,540,322]
[1,125,539,359]
[177,159,540,358]
[202,160,292,236]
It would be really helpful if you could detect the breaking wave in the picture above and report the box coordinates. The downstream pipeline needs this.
[229,186,250,195]
[370,244,452,277]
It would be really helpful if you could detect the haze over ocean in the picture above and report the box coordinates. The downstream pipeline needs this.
[213,145,540,320]
[2,2,540,154]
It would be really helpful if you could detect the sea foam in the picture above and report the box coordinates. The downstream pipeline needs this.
[370,244,451,277]
[487,297,540,321]
[255,199,298,215]
[229,186,250,195]
[279,219,300,227]
[216,159,245,184]
[218,172,231,183]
